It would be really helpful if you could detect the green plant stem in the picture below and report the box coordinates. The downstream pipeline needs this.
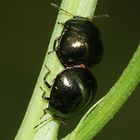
[15,0,97,140]
[62,43,140,140]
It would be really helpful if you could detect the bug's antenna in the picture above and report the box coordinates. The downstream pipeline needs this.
[90,14,109,21]
[51,3,74,17]
[94,14,109,19]
[88,14,109,21]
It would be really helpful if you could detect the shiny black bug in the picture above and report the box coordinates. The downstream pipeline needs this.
[44,67,97,118]
[54,16,103,67]
[35,3,106,128]
[34,66,97,128]
[49,3,107,68]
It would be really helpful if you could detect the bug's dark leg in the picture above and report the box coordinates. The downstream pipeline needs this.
[53,114,67,126]
[40,65,51,100]
[44,65,52,89]
[40,108,49,119]
[34,116,54,129]
[40,87,50,100]
[44,78,51,89]
[48,36,61,54]
[57,21,64,26]
[42,108,48,115]
[39,87,50,120]
[41,91,50,101]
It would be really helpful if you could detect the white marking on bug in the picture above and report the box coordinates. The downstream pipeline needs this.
[63,77,70,87]
[72,41,82,48]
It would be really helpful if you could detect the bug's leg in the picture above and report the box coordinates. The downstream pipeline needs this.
[48,36,61,54]
[57,21,64,26]
[42,108,48,115]
[40,87,50,102]
[53,114,67,126]
[43,65,52,89]
[39,87,50,119]
[44,77,51,89]
[40,88,50,101]
[40,108,49,119]
[59,120,67,126]
[34,115,54,129]
[40,65,51,100]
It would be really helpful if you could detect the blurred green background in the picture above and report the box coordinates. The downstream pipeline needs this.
[0,0,140,140]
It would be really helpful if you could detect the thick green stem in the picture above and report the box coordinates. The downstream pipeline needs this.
[15,0,97,140]
[62,43,140,140]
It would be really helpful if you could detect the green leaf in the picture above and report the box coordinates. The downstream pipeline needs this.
[62,43,140,140]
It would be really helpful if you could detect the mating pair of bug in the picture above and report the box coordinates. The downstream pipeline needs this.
[35,3,107,128]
